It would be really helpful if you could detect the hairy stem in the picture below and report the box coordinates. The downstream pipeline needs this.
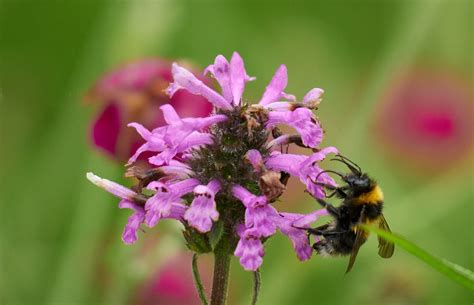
[210,235,232,305]
[252,269,261,305]
[192,254,209,305]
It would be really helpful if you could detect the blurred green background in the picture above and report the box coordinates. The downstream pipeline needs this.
[1,1,472,305]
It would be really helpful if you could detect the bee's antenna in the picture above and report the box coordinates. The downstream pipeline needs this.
[314,170,344,183]
[331,154,362,175]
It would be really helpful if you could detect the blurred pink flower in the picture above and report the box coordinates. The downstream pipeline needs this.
[375,69,473,173]
[135,253,212,305]
[85,59,213,162]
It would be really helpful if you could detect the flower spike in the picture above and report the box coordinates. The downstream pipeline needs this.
[87,52,339,277]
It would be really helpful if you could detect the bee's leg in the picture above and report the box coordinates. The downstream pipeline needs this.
[316,182,348,198]
[307,227,346,236]
[306,228,326,236]
[327,190,344,199]
[315,198,340,218]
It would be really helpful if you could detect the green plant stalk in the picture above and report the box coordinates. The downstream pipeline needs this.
[252,270,261,305]
[192,254,209,305]
[210,235,232,305]
[360,224,474,291]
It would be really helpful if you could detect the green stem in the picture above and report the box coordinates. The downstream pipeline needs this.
[360,224,474,291]
[251,269,261,305]
[210,236,232,305]
[192,254,209,305]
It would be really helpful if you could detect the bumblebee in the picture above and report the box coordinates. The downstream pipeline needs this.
[307,155,394,273]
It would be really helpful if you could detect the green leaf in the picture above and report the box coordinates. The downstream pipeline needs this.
[183,226,212,254]
[208,220,225,251]
[360,224,474,291]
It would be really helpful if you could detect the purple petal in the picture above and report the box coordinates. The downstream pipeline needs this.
[167,63,233,110]
[121,204,145,244]
[299,147,339,198]
[292,209,329,228]
[134,106,225,166]
[265,147,339,199]
[259,65,295,106]
[232,185,267,209]
[304,146,339,164]
[267,108,323,148]
[231,185,254,205]
[160,160,194,178]
[245,204,278,237]
[263,101,293,111]
[126,123,166,165]
[265,153,307,176]
[177,132,213,151]
[160,104,182,125]
[148,148,178,166]
[170,178,200,197]
[86,172,136,200]
[274,213,312,260]
[145,200,188,228]
[234,228,264,271]
[184,180,221,233]
[302,88,324,106]
[181,114,228,131]
[128,122,153,140]
[245,149,264,172]
[144,179,198,227]
[266,134,293,149]
[144,187,173,226]
[232,184,277,237]
[204,55,232,102]
[229,52,254,106]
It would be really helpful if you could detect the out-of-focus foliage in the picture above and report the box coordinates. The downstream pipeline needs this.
[0,1,472,305]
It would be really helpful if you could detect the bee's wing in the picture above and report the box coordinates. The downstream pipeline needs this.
[345,228,366,273]
[377,214,395,258]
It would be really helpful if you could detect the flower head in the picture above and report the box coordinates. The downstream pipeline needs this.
[87,52,340,272]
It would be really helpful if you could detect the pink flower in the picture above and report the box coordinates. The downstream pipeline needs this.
[234,226,265,271]
[204,53,255,106]
[86,172,145,244]
[87,52,338,272]
[86,59,213,161]
[266,147,339,198]
[258,64,295,106]
[167,63,233,110]
[144,178,199,227]
[376,69,473,172]
[184,180,221,233]
[245,149,264,172]
[136,253,211,305]
[232,185,278,237]
[266,108,323,148]
[119,200,146,244]
[127,104,226,166]
[274,210,328,261]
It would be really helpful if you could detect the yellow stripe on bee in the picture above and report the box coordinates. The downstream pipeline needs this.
[355,185,384,205]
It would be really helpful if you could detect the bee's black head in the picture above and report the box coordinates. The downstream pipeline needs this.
[332,155,376,194]
[342,172,375,194]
